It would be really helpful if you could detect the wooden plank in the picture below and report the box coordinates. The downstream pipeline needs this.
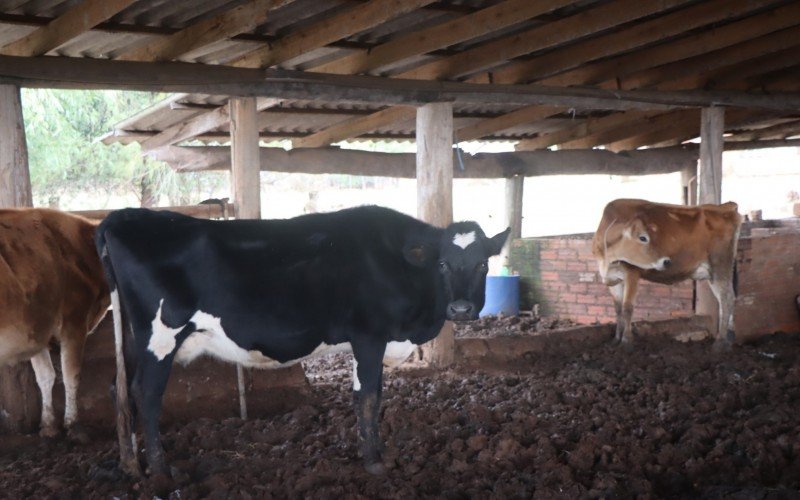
[117,0,288,62]
[416,102,454,368]
[71,203,234,220]
[0,0,136,56]
[456,105,564,143]
[311,0,571,75]
[232,0,436,69]
[540,1,800,88]
[230,97,261,219]
[514,110,664,151]
[478,0,765,85]
[150,144,699,178]
[4,56,800,112]
[397,0,691,81]
[291,106,415,148]
[141,97,280,152]
[0,84,31,207]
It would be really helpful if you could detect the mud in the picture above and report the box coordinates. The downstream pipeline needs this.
[1,327,799,499]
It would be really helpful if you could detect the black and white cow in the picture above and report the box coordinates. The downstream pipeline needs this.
[96,205,509,477]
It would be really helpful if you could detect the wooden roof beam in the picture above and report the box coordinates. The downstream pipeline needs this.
[150,144,698,178]
[604,109,769,152]
[310,0,572,75]
[472,0,771,85]
[232,0,436,69]
[455,105,565,143]
[540,1,800,88]
[0,0,136,56]
[290,106,415,148]
[396,0,693,81]
[116,0,291,62]
[140,97,281,152]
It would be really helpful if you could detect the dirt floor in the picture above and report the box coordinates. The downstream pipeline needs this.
[1,320,799,499]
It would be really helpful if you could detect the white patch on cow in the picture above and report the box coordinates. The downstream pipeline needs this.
[691,262,712,281]
[171,307,352,368]
[668,212,681,221]
[452,231,476,249]
[148,299,184,361]
[352,358,361,392]
[383,340,417,368]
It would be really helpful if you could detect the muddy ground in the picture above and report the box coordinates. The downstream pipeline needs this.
[1,320,799,499]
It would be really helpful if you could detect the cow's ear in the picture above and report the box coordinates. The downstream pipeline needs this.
[486,227,511,256]
[403,229,439,267]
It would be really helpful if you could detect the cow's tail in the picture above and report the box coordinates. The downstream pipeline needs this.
[95,221,142,477]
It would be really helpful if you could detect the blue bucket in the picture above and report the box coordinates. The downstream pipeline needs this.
[480,275,520,317]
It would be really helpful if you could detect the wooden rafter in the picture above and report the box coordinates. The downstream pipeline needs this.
[290,106,415,148]
[472,0,770,85]
[540,1,800,88]
[456,106,565,143]
[117,0,290,62]
[0,0,136,56]
[309,0,571,75]
[231,0,436,69]
[140,97,281,152]
[605,109,768,152]
[395,0,693,81]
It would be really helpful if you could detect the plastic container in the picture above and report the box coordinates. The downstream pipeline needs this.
[480,275,520,317]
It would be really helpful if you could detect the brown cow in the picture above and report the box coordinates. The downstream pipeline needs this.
[592,199,742,350]
[0,208,109,436]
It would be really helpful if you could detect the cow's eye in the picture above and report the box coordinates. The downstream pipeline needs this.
[438,261,449,273]
[477,261,488,272]
[639,235,649,243]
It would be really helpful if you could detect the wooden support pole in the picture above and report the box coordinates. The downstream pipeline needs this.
[229,96,261,418]
[416,102,455,368]
[0,84,38,434]
[696,107,724,329]
[230,97,261,219]
[681,164,697,206]
[501,175,524,271]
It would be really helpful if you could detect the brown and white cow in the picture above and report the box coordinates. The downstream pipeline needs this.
[592,199,742,349]
[0,208,109,436]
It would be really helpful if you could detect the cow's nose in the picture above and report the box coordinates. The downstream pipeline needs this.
[447,300,475,321]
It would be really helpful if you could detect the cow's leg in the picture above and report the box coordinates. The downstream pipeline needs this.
[132,353,175,477]
[58,334,85,431]
[709,276,736,351]
[30,349,57,437]
[608,282,625,343]
[619,269,640,346]
[351,339,386,475]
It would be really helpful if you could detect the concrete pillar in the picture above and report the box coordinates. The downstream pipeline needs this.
[416,102,454,368]
[697,107,724,328]
[0,84,39,434]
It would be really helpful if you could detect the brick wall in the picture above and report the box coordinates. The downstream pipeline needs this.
[509,223,800,340]
[510,234,694,324]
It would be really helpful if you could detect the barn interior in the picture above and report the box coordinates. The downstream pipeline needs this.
[1,0,800,496]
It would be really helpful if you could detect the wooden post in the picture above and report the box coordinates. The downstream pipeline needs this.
[681,164,697,207]
[230,97,261,219]
[229,96,261,418]
[416,102,455,368]
[696,107,724,328]
[501,175,524,271]
[0,84,39,434]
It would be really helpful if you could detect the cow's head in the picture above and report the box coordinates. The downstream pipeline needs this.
[404,222,510,322]
[602,216,672,273]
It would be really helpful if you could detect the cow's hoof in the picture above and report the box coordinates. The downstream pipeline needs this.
[619,338,634,350]
[364,462,387,475]
[39,426,59,438]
